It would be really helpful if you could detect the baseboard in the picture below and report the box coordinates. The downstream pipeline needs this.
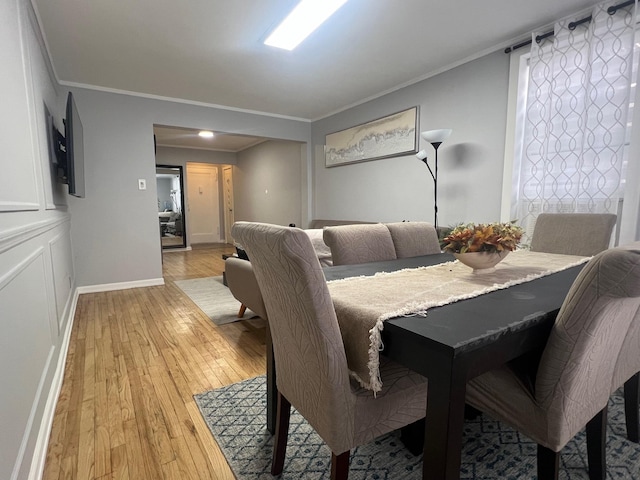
[77,277,165,294]
[163,246,192,252]
[27,288,79,480]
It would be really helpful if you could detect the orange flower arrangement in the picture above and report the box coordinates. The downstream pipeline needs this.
[442,221,524,254]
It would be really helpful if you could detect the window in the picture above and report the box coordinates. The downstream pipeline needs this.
[502,5,640,244]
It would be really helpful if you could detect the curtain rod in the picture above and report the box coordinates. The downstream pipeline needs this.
[504,0,635,54]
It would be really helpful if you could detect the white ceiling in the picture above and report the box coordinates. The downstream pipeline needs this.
[154,125,267,152]
[33,0,600,122]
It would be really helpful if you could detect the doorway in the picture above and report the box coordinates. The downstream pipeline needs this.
[186,162,221,244]
[156,165,186,249]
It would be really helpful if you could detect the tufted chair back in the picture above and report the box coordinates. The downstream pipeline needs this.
[530,213,616,256]
[385,222,441,258]
[323,224,397,266]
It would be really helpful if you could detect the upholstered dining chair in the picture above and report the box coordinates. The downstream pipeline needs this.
[611,241,640,444]
[530,213,617,256]
[224,256,280,432]
[323,223,397,266]
[232,222,428,480]
[465,245,640,480]
[385,222,441,258]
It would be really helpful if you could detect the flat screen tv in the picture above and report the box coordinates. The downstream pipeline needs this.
[48,92,85,197]
[64,92,85,197]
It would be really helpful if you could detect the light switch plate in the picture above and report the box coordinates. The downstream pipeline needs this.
[138,179,146,190]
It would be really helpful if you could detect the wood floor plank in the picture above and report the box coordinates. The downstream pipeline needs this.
[185,400,236,479]
[110,444,130,480]
[122,419,149,479]
[77,398,96,480]
[94,379,111,478]
[106,368,126,448]
[42,243,265,480]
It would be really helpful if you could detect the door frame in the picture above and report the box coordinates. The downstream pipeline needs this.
[222,166,235,244]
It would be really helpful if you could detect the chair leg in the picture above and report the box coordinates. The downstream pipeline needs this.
[237,304,247,318]
[271,392,291,475]
[266,324,278,434]
[330,451,350,480]
[624,372,639,443]
[586,407,607,480]
[537,444,560,480]
[464,403,482,420]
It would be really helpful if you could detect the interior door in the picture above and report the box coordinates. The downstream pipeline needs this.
[186,163,220,244]
[223,166,235,244]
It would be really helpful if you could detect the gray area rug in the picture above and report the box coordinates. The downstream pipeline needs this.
[174,276,257,325]
[194,375,640,479]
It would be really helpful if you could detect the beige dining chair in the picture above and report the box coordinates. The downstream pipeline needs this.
[224,256,280,433]
[529,213,617,256]
[232,222,428,480]
[465,245,640,480]
[385,222,441,258]
[323,223,397,266]
[611,241,640,444]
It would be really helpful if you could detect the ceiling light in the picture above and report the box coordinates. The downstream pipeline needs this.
[198,130,214,138]
[264,0,348,51]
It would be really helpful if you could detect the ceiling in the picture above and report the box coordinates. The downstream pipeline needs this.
[33,0,600,122]
[154,125,266,152]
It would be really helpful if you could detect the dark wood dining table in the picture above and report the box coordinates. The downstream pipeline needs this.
[265,253,585,480]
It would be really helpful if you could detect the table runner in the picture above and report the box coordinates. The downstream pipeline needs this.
[326,250,590,393]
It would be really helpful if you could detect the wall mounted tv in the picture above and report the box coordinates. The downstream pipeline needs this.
[48,92,85,197]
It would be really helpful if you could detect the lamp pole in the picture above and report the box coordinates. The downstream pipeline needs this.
[432,142,442,231]
[417,150,439,231]
[416,129,452,233]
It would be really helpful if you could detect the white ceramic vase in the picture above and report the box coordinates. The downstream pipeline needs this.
[453,250,510,273]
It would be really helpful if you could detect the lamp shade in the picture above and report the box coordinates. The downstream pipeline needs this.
[415,149,428,160]
[420,129,452,144]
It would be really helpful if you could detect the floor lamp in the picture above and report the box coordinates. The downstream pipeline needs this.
[415,129,452,231]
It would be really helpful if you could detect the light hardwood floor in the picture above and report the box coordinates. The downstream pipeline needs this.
[42,243,268,480]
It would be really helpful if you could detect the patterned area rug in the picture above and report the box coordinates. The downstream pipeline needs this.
[194,376,640,479]
[173,276,257,325]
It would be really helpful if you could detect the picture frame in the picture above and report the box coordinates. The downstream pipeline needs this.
[325,106,419,167]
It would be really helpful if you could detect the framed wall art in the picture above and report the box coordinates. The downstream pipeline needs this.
[325,106,419,167]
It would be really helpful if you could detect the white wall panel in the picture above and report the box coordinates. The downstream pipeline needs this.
[0,0,39,211]
[49,227,73,335]
[0,247,53,480]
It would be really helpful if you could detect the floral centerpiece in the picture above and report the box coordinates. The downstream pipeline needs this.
[442,221,524,254]
[442,221,524,272]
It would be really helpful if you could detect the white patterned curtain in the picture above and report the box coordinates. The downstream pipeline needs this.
[514,1,638,241]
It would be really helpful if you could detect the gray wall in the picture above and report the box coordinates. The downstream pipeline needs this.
[234,140,306,227]
[155,145,237,167]
[311,51,510,227]
[1,1,76,479]
[67,89,311,288]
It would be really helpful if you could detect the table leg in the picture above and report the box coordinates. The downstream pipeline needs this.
[422,365,467,480]
[266,323,277,434]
